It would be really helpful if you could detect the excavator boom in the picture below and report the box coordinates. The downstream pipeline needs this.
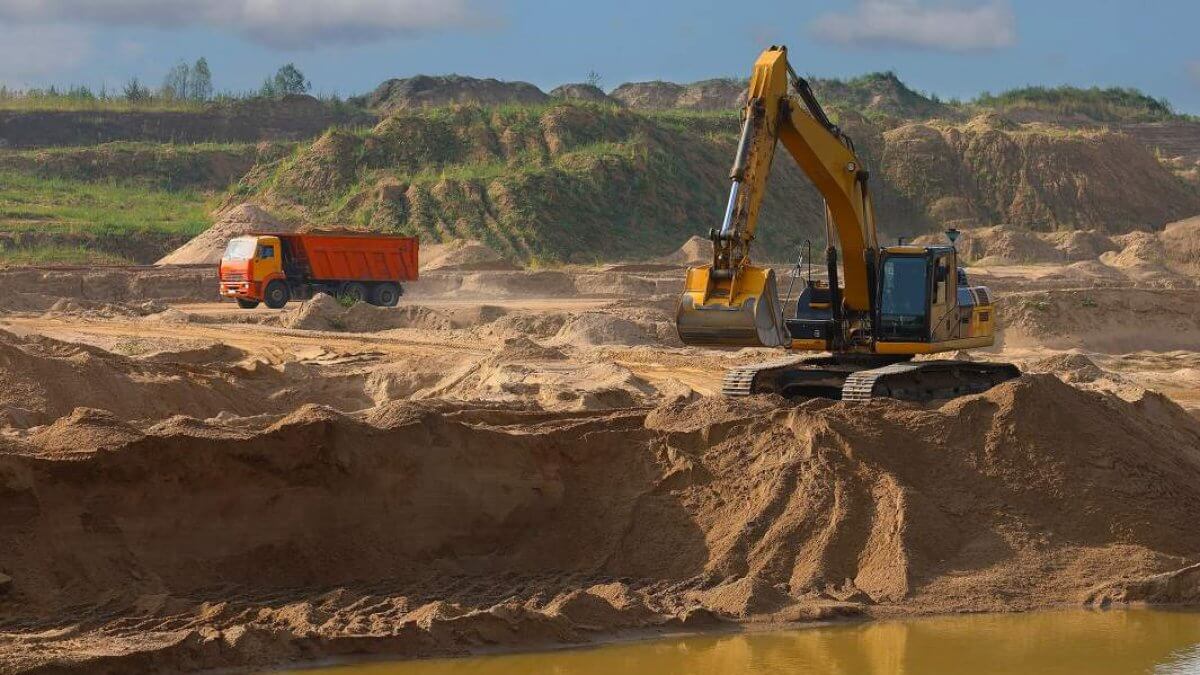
[676,46,876,348]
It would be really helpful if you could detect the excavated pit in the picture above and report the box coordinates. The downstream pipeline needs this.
[3,376,1200,672]
[3,260,1200,672]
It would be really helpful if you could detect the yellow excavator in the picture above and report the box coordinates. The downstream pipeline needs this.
[676,46,1019,401]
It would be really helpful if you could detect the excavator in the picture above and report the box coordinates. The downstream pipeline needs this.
[675,46,1019,401]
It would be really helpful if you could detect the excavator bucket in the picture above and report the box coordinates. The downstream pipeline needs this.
[676,264,789,348]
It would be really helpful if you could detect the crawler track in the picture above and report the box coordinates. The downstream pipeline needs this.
[722,356,1020,402]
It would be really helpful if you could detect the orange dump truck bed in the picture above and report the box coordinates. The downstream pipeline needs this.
[283,233,418,283]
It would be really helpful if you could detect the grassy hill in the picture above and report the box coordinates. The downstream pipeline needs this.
[232,103,846,264]
[0,72,1196,266]
[231,102,1198,265]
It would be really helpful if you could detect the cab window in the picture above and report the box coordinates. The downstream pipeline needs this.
[222,238,256,261]
[259,245,275,260]
[878,256,928,340]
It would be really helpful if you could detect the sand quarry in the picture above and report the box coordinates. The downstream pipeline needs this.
[4,228,1200,672]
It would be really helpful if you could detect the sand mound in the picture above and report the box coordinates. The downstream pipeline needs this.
[281,294,453,332]
[420,239,517,272]
[42,298,170,320]
[0,330,254,426]
[549,312,659,347]
[660,235,709,266]
[355,75,549,112]
[999,288,1200,352]
[156,203,289,266]
[911,226,1126,266]
[412,342,662,410]
[0,329,373,428]
[5,375,1200,671]
[492,336,567,361]
[549,83,617,105]
[1025,353,1109,383]
[1103,230,1168,268]
[1040,229,1119,261]
[28,407,146,454]
[929,225,1061,264]
[1159,215,1200,274]
[484,312,571,340]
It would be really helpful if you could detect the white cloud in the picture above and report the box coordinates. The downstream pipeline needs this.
[0,0,489,49]
[0,24,91,83]
[810,0,1016,52]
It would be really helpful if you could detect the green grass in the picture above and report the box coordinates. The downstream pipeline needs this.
[972,85,1182,122]
[0,171,211,237]
[11,140,252,156]
[0,244,132,265]
[0,94,207,113]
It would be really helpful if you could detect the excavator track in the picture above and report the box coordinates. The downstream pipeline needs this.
[720,357,809,397]
[841,360,1021,402]
[722,357,1020,403]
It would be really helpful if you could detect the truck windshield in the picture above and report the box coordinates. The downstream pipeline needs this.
[878,256,928,340]
[222,238,257,261]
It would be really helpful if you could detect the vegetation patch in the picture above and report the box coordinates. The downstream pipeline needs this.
[0,171,212,263]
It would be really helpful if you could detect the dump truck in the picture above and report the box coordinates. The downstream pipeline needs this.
[219,233,418,309]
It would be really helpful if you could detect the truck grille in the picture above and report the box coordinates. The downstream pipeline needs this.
[222,272,246,281]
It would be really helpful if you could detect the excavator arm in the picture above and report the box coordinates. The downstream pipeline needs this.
[677,46,879,348]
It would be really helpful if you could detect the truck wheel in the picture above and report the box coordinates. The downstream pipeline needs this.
[264,280,290,309]
[341,282,368,305]
[370,283,401,307]
[236,298,260,310]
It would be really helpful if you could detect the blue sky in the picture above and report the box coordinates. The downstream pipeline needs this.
[0,0,1197,113]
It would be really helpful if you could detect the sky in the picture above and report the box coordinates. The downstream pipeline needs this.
[0,0,1196,113]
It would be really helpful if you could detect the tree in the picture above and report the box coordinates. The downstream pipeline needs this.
[190,57,213,101]
[260,63,310,98]
[585,70,603,90]
[162,60,191,100]
[123,77,151,102]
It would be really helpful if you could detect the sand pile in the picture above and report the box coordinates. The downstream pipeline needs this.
[998,288,1200,352]
[913,225,1060,265]
[0,329,375,428]
[1104,230,1169,268]
[420,239,517,272]
[4,376,1200,671]
[41,298,170,320]
[281,294,452,332]
[659,235,710,266]
[548,311,660,347]
[0,329,254,426]
[156,203,289,266]
[1024,353,1110,384]
[1041,229,1120,261]
[484,311,571,340]
[409,338,666,410]
[1158,215,1200,274]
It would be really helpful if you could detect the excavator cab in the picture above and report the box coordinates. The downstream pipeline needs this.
[873,245,998,351]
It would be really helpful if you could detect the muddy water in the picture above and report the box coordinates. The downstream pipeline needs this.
[290,609,1200,674]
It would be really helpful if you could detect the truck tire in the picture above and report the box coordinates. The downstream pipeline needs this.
[370,282,401,307]
[264,280,291,309]
[341,282,368,305]
[236,298,260,309]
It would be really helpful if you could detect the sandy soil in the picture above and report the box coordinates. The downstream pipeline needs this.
[2,260,1200,673]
